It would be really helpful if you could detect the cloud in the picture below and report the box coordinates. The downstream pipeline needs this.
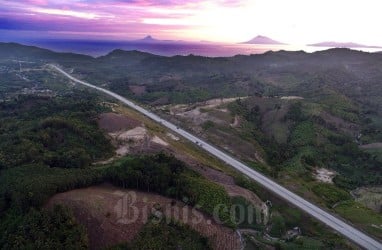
[0,0,203,37]
[1,0,382,45]
[29,7,101,19]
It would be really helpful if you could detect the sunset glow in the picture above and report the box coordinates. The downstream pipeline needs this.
[1,0,382,45]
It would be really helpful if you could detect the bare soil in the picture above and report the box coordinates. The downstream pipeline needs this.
[98,112,141,133]
[313,168,337,184]
[280,96,304,100]
[128,85,146,96]
[97,111,172,160]
[164,97,245,126]
[45,184,241,250]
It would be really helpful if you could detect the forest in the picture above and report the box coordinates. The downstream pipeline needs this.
[0,93,234,248]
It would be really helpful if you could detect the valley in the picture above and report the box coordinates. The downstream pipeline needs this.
[1,43,382,249]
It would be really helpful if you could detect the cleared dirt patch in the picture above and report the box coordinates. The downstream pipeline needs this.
[202,97,248,109]
[313,168,337,183]
[162,97,246,126]
[360,143,382,149]
[128,85,146,96]
[98,112,141,133]
[230,115,240,127]
[45,184,240,250]
[103,126,169,160]
[280,96,304,100]
[166,132,180,141]
[113,126,147,141]
[151,135,169,146]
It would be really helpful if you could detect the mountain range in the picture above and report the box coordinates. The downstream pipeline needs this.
[309,41,382,49]
[135,35,287,45]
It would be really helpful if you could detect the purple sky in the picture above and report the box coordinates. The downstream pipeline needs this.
[1,0,382,45]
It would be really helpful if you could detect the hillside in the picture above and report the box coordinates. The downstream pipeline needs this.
[0,42,93,62]
[3,43,382,114]
[1,43,382,248]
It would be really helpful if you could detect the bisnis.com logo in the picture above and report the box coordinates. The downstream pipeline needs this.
[113,191,269,226]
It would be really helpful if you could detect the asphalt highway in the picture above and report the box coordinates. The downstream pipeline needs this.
[50,64,382,250]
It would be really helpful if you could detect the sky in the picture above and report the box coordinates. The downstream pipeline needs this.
[1,0,382,45]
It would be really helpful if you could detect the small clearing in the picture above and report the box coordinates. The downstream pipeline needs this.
[201,97,248,109]
[166,132,180,141]
[313,168,337,183]
[112,126,147,141]
[230,115,240,127]
[97,112,171,162]
[151,135,169,146]
[98,112,141,133]
[360,143,382,149]
[280,96,304,100]
[164,97,246,126]
[128,85,146,96]
[115,145,129,156]
[105,126,169,159]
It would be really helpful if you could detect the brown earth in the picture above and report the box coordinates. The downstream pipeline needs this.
[128,85,146,96]
[98,112,141,133]
[45,184,241,250]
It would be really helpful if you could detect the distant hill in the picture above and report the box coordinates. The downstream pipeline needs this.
[2,43,382,109]
[135,35,160,43]
[241,35,285,45]
[309,41,382,49]
[133,35,186,44]
[0,42,93,62]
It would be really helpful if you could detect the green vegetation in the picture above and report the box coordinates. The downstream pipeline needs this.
[310,183,352,207]
[0,93,113,169]
[231,196,260,230]
[201,120,215,130]
[229,97,382,187]
[0,205,88,250]
[0,165,103,215]
[0,153,233,249]
[105,153,233,227]
[269,212,287,238]
[279,237,325,250]
[110,220,211,250]
[362,148,382,162]
[334,201,382,238]
[0,88,228,248]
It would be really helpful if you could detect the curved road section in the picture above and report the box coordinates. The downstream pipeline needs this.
[50,64,381,250]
